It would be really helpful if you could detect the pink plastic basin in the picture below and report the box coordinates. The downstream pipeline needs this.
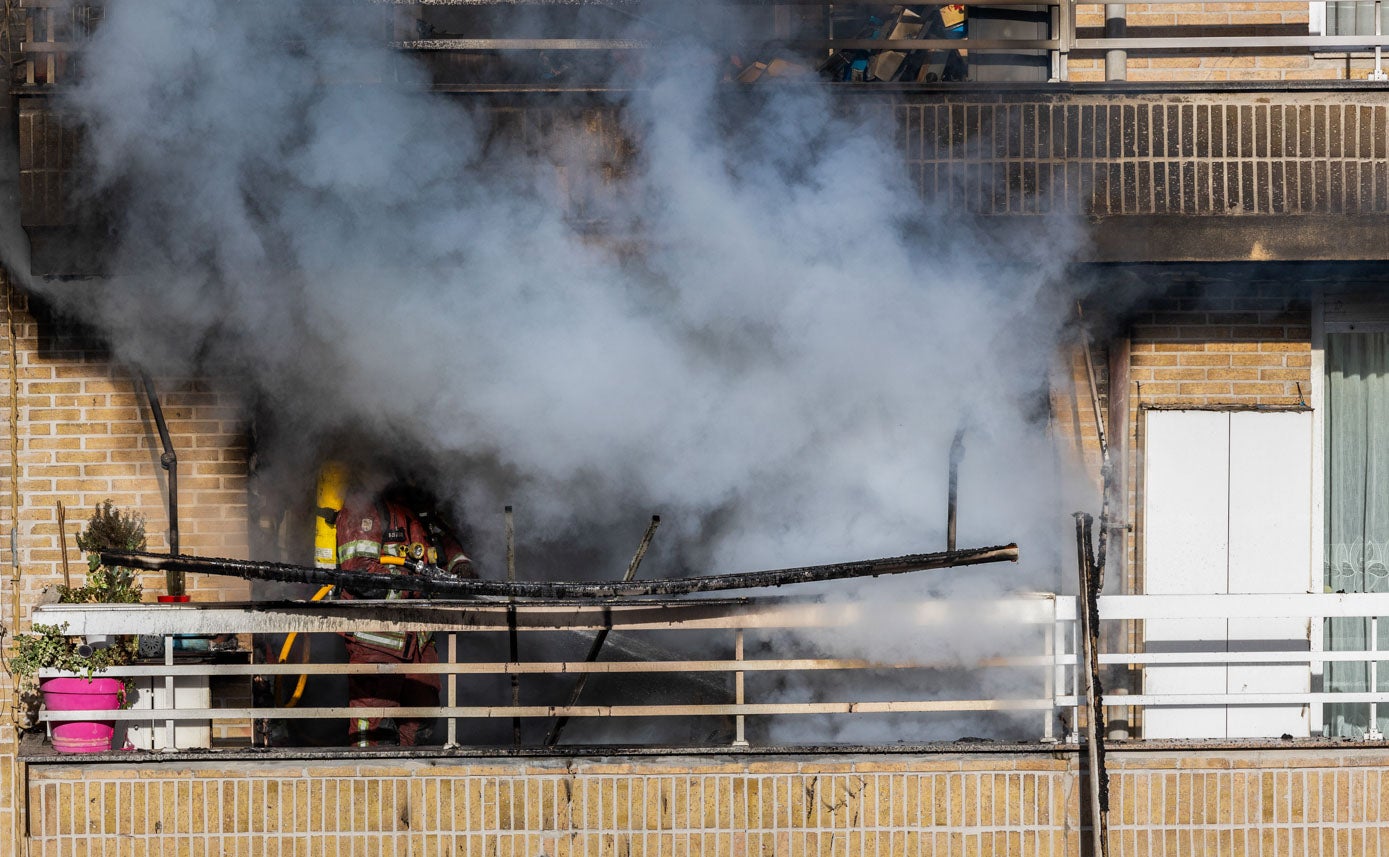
[41,677,123,753]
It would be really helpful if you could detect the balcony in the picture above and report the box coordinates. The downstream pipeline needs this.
[23,590,1389,757]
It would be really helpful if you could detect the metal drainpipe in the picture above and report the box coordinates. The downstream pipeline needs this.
[139,372,181,594]
[1105,3,1127,81]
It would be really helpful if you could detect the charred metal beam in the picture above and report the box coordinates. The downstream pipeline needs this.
[101,543,1019,600]
[546,514,661,746]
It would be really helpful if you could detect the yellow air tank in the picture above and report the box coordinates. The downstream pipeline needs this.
[314,460,349,569]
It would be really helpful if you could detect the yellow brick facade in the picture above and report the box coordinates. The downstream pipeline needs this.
[21,748,1389,855]
[1067,2,1373,81]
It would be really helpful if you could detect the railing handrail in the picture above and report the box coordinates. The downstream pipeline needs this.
[30,590,1389,749]
[31,593,1062,635]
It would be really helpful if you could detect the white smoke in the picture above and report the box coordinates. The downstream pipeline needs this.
[19,1,1100,739]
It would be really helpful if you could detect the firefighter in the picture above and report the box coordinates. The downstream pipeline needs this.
[335,481,475,747]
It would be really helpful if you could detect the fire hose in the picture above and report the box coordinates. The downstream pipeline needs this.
[102,543,1020,599]
[274,584,335,707]
[274,555,434,707]
[273,553,420,707]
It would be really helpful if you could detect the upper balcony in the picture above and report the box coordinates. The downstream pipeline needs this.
[12,0,1389,90]
[10,0,1389,275]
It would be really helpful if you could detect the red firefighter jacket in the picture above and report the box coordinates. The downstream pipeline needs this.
[335,491,474,655]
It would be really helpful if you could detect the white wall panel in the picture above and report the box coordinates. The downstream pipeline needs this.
[1143,410,1231,739]
[1227,410,1313,738]
[1142,409,1315,740]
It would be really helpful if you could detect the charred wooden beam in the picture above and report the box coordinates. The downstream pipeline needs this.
[101,543,1019,600]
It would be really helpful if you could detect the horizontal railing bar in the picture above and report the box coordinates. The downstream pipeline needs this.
[396,38,651,50]
[38,654,1059,678]
[64,649,1389,676]
[1102,692,1388,706]
[34,595,1058,635]
[377,0,1063,5]
[1098,593,1389,620]
[794,38,1061,51]
[1076,36,1389,49]
[394,37,1060,52]
[40,592,1389,635]
[39,698,1056,722]
[26,38,1389,59]
[1100,650,1385,665]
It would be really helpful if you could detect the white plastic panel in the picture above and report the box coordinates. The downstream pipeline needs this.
[121,676,212,751]
[1143,410,1231,739]
[1227,410,1313,738]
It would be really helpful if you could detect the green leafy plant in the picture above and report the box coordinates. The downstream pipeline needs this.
[63,500,144,604]
[12,502,146,712]
[12,624,136,680]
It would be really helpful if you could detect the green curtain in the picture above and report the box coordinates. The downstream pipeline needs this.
[1326,1,1377,36]
[1324,332,1389,738]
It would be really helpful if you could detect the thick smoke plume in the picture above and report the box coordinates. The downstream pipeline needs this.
[50,0,1083,576]
[8,0,1105,744]
[20,0,1094,739]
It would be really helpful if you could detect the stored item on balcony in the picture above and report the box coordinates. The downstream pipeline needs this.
[819,13,884,81]
[916,5,968,83]
[866,8,924,82]
[40,677,124,753]
[123,676,212,751]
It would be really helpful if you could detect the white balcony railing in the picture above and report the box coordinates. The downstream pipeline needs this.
[28,591,1389,752]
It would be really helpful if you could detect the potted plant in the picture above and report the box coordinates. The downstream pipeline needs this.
[13,501,144,752]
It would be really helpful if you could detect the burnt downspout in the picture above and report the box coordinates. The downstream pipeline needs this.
[947,428,966,552]
[505,505,520,746]
[139,372,182,596]
[1074,513,1110,857]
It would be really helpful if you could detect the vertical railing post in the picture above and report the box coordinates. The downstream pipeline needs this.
[163,634,176,751]
[446,632,459,748]
[733,629,748,747]
[1071,605,1082,742]
[1369,616,1383,740]
[1372,0,1387,80]
[1044,603,1057,742]
[1056,0,1074,82]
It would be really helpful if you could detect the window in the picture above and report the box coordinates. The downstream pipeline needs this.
[1322,331,1389,738]
[1311,1,1385,37]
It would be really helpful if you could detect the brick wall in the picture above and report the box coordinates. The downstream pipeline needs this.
[22,746,1389,855]
[1127,283,1312,408]
[1068,3,1371,82]
[3,280,253,606]
[1,272,255,856]
[1107,278,1311,607]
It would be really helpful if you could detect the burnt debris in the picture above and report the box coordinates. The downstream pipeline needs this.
[102,543,1019,600]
